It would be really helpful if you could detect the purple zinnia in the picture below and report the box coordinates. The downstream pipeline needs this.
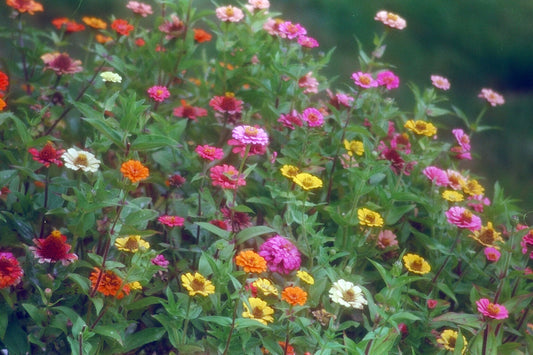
[259,235,301,274]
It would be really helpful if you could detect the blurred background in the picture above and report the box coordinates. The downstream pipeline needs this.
[13,0,533,217]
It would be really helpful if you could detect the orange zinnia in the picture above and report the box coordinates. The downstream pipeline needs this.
[281,286,307,306]
[120,159,149,183]
[235,250,267,273]
[82,16,107,30]
[89,267,130,299]
[0,98,6,111]
[7,0,43,14]
[193,28,212,43]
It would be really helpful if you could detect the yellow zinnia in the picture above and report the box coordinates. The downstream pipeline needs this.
[280,165,300,179]
[442,190,464,202]
[404,120,437,136]
[461,179,485,196]
[114,235,149,253]
[469,222,503,248]
[293,173,323,190]
[181,272,215,297]
[403,253,431,275]
[343,139,364,156]
[357,208,384,227]
[437,329,467,354]
[242,297,274,325]
[253,278,279,296]
[296,270,315,285]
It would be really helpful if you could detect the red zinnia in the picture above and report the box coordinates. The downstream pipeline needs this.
[111,19,134,36]
[51,17,86,33]
[158,215,185,227]
[0,71,9,96]
[209,92,243,114]
[28,141,64,167]
[41,52,83,76]
[6,0,43,14]
[30,230,78,265]
[193,28,212,43]
[0,252,24,288]
[173,100,208,120]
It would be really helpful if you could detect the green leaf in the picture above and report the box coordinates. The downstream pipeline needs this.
[22,303,45,326]
[67,273,91,294]
[123,327,165,352]
[93,325,124,346]
[236,225,275,245]
[130,135,178,151]
[198,316,232,327]
[196,221,231,240]
[125,296,163,310]
[432,312,482,331]
[385,204,415,225]
[124,209,158,228]
[81,117,124,147]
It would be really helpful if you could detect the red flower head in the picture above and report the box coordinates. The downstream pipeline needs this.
[28,141,65,167]
[41,52,83,76]
[6,0,43,14]
[0,252,24,288]
[30,230,78,265]
[193,28,212,43]
[173,100,208,120]
[209,164,246,190]
[51,18,86,33]
[209,92,243,115]
[111,19,134,36]
[0,71,9,97]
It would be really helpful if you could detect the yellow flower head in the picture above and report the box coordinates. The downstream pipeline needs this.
[403,253,431,274]
[127,281,142,290]
[469,222,503,248]
[82,16,107,29]
[343,139,364,156]
[442,190,464,202]
[293,173,323,190]
[358,208,384,227]
[404,120,437,136]
[461,179,485,196]
[296,270,315,285]
[181,272,215,297]
[242,297,274,325]
[114,235,149,253]
[253,278,279,296]
[280,165,300,179]
[437,329,467,354]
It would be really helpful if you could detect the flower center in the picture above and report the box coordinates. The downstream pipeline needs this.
[462,210,473,222]
[487,303,500,316]
[479,229,495,244]
[74,153,88,167]
[191,278,205,291]
[125,238,139,250]
[387,13,399,21]
[415,122,427,131]
[40,143,56,160]
[343,289,356,302]
[244,126,258,137]
[225,7,234,16]
[360,75,371,85]
[411,260,422,271]
[252,306,264,318]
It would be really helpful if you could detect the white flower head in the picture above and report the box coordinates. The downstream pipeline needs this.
[100,71,122,83]
[329,279,367,309]
[62,148,101,173]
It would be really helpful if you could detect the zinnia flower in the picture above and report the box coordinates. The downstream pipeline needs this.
[28,141,64,167]
[0,71,8,95]
[329,279,367,309]
[442,190,464,202]
[476,298,509,319]
[6,0,43,14]
[484,247,501,262]
[209,92,243,114]
[298,35,319,48]
[280,165,300,179]
[196,144,224,161]
[281,286,307,306]
[377,70,400,90]
[344,139,364,156]
[404,120,437,137]
[259,235,301,274]
[147,85,170,102]
[423,166,450,186]
[403,253,431,274]
[278,110,303,130]
[235,250,267,273]
[181,272,215,297]
[377,230,398,249]
[293,172,323,190]
[242,297,274,325]
[115,235,150,253]
[461,179,484,196]
[278,21,307,39]
[478,88,504,107]
[301,107,324,127]
[0,252,24,288]
[427,299,438,309]
[469,222,503,247]
[247,0,270,11]
[173,100,208,120]
[151,254,169,268]
[111,19,134,36]
[30,230,78,265]
[521,231,533,259]
[82,16,107,29]
[358,208,384,227]
[374,10,407,30]
[253,278,278,296]
[126,1,153,17]
[193,28,212,43]
[100,71,122,83]
[62,148,100,172]
[159,14,185,40]
[120,159,149,183]
[351,72,378,89]
[41,52,83,75]
[431,75,451,90]
[90,267,130,299]
[210,164,246,189]
[158,215,185,227]
[298,72,319,94]
[437,329,467,354]
[232,125,269,146]
[446,206,482,231]
[51,18,85,33]
[216,5,245,22]
[296,270,314,285]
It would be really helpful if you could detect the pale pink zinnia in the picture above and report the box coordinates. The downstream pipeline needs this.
[301,107,324,127]
[210,164,246,189]
[467,194,491,213]
[431,75,450,90]
[147,85,170,102]
[478,88,505,107]
[259,235,301,274]
[351,72,378,89]
[278,21,307,40]
[298,71,319,94]
[374,10,407,30]
[484,247,501,262]
[423,166,450,186]
[41,52,83,75]
[232,125,269,145]
[298,35,319,48]
[450,128,472,160]
[195,145,224,161]
[476,298,508,319]
[377,70,400,90]
[445,206,482,231]
[247,0,269,10]
[377,230,398,249]
[216,5,245,22]
[126,1,153,17]
[158,215,185,227]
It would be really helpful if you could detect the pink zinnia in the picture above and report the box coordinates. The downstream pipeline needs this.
[422,166,450,186]
[147,85,170,102]
[467,194,491,213]
[210,164,246,189]
[450,128,471,160]
[521,231,533,259]
[232,125,269,146]
[445,206,482,231]
[196,144,224,161]
[478,88,504,107]
[301,107,324,127]
[278,21,307,40]
[374,10,407,30]
[259,235,301,274]
[298,72,319,94]
[484,247,501,262]
[377,230,398,249]
[209,93,243,114]
[28,142,65,168]
[351,72,378,89]
[427,299,438,309]
[158,14,185,40]
[328,91,354,110]
[126,1,153,17]
[431,75,450,90]
[476,298,508,319]
[215,5,245,22]
[158,215,185,227]
[41,52,83,76]
[227,139,267,157]
[151,254,169,268]
[173,100,207,120]
[0,252,24,288]
[298,36,319,48]
[278,110,303,130]
[30,230,78,265]
[377,70,400,90]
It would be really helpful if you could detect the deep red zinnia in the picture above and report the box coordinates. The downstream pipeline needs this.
[209,92,243,114]
[0,252,24,288]
[30,230,78,265]
[28,141,65,167]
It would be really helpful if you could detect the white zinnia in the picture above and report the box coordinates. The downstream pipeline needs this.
[62,148,101,173]
[329,279,367,309]
[100,71,122,83]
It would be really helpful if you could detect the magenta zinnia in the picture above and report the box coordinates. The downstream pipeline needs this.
[351,71,378,89]
[232,125,269,146]
[210,164,246,189]
[259,235,301,274]
[445,206,482,231]
[301,107,324,127]
[158,215,185,227]
[0,252,24,288]
[476,298,509,319]
[196,144,224,161]
[422,166,450,186]
[41,52,83,75]
[147,85,170,102]
[28,141,65,168]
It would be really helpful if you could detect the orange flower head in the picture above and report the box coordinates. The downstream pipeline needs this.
[193,28,212,43]
[281,286,307,306]
[89,267,130,299]
[235,250,267,273]
[120,159,149,183]
[0,98,6,111]
[82,16,107,29]
[7,0,43,14]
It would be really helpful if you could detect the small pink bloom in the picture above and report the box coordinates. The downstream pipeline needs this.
[209,93,243,114]
[227,139,266,157]
[147,86,170,102]
[476,298,508,319]
[377,230,398,249]
[431,75,450,90]
[521,231,533,258]
[427,299,438,309]
[478,88,504,107]
[484,247,501,262]
[451,128,471,153]
[445,206,482,231]
[374,10,406,30]
[524,267,533,275]
[278,110,303,130]
[28,142,65,168]
[446,169,466,190]
[423,166,450,186]
[151,254,169,268]
[377,70,400,90]
[328,91,354,109]
[301,107,324,127]
[246,0,270,11]
[158,215,185,227]
[216,5,245,22]
[278,21,307,39]
[173,100,208,120]
[298,72,319,94]
[232,125,269,145]
[351,72,378,89]
[263,18,282,36]
[159,14,185,40]
[467,194,491,213]
[298,35,319,48]
[210,164,246,189]
[196,145,224,161]
[126,1,153,17]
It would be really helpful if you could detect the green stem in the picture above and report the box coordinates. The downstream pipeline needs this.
[182,296,192,344]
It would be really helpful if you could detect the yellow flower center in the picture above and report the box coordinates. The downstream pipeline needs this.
[360,75,371,85]
[343,289,356,302]
[487,303,500,316]
[74,153,88,167]
[245,126,258,136]
[125,237,139,250]
[387,13,399,21]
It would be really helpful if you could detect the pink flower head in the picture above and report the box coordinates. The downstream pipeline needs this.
[446,169,466,190]
[328,91,354,110]
[196,145,224,161]
[478,88,504,107]
[476,298,509,319]
[216,5,245,22]
[374,10,407,30]
[301,107,324,127]
[210,164,246,189]
[298,35,319,48]
[232,125,269,146]
[263,18,283,36]
[431,75,450,90]
[227,139,267,157]
[298,72,319,94]
[173,100,208,120]
[427,299,438,309]
[209,92,243,114]
[28,141,65,167]
[423,166,450,186]
[467,194,491,213]
[445,206,482,231]
[259,235,301,274]
[351,72,378,89]
[278,21,307,40]
[221,206,252,233]
[30,230,78,265]
[246,0,270,11]
[377,230,398,249]
[41,52,83,75]
[451,128,471,152]
[159,14,185,40]
[484,247,501,262]
[158,215,185,227]
[126,1,153,17]
[147,86,170,102]
[0,252,24,288]
[521,231,533,259]
[377,70,400,90]
[151,254,169,268]
[278,110,303,130]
